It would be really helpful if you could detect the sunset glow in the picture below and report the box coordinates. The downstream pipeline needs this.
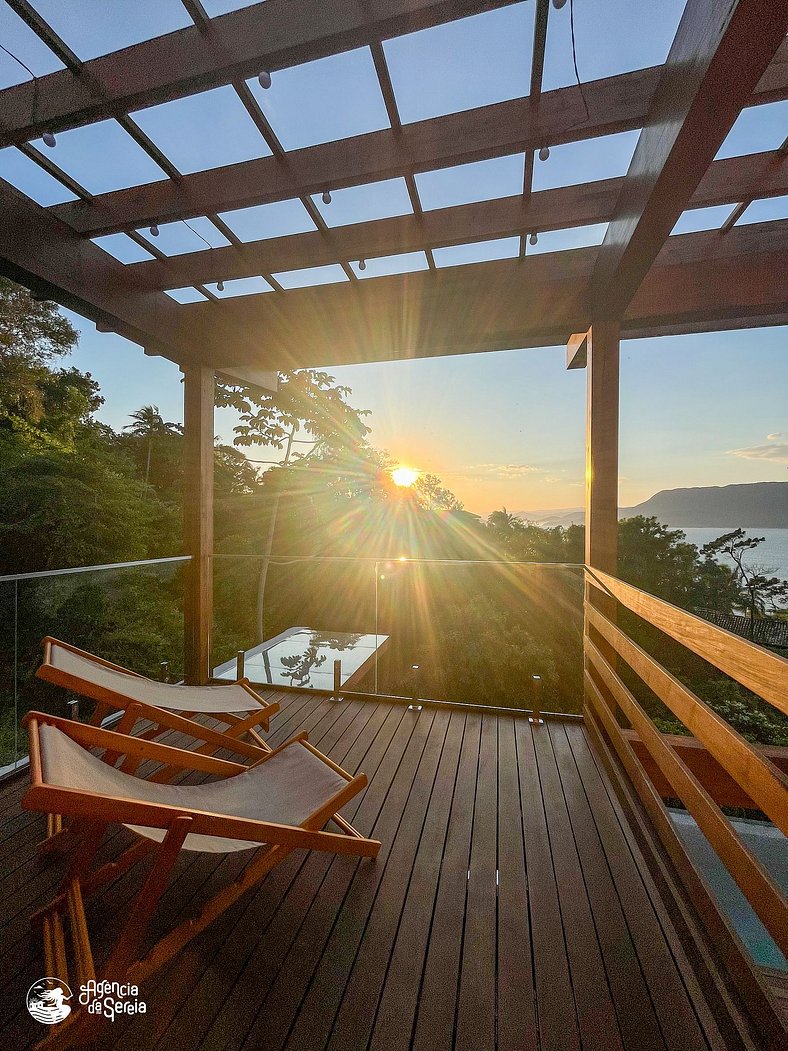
[392,465,419,488]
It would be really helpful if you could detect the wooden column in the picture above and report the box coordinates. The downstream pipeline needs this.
[584,323,620,712]
[183,366,214,685]
[585,322,620,573]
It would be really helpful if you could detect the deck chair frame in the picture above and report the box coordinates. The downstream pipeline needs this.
[37,636,280,748]
[23,711,379,1050]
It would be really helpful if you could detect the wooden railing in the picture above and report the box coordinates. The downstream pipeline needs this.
[582,567,788,1041]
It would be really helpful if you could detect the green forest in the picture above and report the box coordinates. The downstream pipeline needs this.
[1,278,786,765]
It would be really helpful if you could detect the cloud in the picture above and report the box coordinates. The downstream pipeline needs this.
[728,441,788,464]
[767,432,784,441]
[460,463,542,479]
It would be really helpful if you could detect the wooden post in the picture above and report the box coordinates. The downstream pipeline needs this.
[585,322,619,574]
[183,366,214,685]
[584,323,620,713]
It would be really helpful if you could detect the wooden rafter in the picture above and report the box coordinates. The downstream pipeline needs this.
[0,0,520,146]
[519,0,549,259]
[155,222,788,370]
[124,150,788,291]
[590,0,788,320]
[47,51,788,237]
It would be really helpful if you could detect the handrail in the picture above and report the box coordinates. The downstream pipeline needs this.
[0,555,191,584]
[586,603,788,835]
[586,566,788,716]
[585,638,788,958]
[582,566,788,1030]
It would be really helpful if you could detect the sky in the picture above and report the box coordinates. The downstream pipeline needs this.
[2,0,787,516]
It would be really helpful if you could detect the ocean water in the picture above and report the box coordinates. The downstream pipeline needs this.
[680,527,788,582]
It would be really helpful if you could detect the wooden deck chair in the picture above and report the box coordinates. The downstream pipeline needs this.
[22,711,379,1051]
[37,636,279,746]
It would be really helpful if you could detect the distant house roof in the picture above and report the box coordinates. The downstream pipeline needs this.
[695,610,788,649]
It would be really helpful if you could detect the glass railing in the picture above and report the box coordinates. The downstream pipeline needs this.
[0,556,189,774]
[211,555,584,714]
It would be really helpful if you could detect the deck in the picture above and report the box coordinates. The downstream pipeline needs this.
[0,689,751,1050]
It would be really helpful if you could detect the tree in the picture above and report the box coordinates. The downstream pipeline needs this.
[216,370,371,641]
[124,405,182,483]
[701,529,788,633]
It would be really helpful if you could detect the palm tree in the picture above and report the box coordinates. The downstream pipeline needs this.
[124,405,182,482]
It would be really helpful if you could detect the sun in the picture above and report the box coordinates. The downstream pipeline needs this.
[391,465,419,488]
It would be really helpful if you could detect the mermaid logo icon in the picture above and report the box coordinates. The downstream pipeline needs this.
[27,978,72,1024]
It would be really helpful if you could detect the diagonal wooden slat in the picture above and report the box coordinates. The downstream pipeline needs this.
[589,0,788,320]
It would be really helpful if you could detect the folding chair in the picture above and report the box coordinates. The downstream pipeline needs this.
[23,711,379,1050]
[37,636,279,746]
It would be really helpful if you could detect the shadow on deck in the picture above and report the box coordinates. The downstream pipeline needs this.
[0,689,757,1050]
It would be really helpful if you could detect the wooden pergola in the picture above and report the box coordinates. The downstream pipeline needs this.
[1,2,788,1041]
[1,0,786,670]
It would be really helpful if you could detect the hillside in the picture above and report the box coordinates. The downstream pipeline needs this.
[516,481,788,529]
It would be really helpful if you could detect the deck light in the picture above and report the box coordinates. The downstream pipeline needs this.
[538,146,550,161]
[529,232,538,245]
[553,0,567,8]
[322,190,332,205]
[149,225,160,237]
[258,70,272,89]
[42,130,56,148]
[217,280,225,292]
[358,259,366,270]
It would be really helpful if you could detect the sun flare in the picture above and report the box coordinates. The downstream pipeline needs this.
[391,465,419,488]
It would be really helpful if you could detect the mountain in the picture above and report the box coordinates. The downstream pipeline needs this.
[515,482,788,529]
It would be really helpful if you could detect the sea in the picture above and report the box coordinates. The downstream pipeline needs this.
[679,527,788,582]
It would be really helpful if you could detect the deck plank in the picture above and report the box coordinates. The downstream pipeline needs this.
[0,692,750,1051]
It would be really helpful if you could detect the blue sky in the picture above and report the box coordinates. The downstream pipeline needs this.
[2,0,787,514]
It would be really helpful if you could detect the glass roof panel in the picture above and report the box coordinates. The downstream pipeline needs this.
[433,237,521,268]
[350,251,429,279]
[29,119,169,194]
[164,287,209,304]
[527,223,608,255]
[246,47,390,151]
[542,0,686,90]
[311,178,413,227]
[716,100,788,159]
[735,194,788,225]
[0,147,77,205]
[272,264,349,290]
[135,218,230,256]
[205,276,274,298]
[0,4,64,88]
[218,198,317,242]
[91,233,156,264]
[671,204,737,235]
[532,130,640,191]
[131,86,271,175]
[28,0,191,61]
[383,3,534,124]
[415,154,525,211]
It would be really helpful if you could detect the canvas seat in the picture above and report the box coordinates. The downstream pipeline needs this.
[37,636,278,744]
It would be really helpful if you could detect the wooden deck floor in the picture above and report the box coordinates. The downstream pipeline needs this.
[0,690,746,1050]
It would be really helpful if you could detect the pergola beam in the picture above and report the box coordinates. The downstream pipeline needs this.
[163,222,788,370]
[590,0,788,320]
[49,52,788,237]
[0,177,254,362]
[0,0,519,147]
[125,150,788,291]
